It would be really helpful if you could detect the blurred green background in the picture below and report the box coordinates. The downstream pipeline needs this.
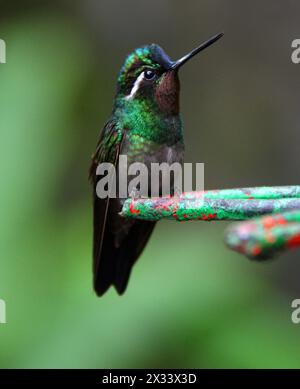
[1,0,300,368]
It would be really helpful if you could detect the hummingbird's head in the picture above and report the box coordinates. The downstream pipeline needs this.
[115,33,223,116]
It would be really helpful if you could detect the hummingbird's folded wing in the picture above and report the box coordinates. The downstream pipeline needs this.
[89,120,124,295]
[89,121,155,296]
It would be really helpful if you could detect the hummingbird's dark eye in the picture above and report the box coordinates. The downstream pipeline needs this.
[143,69,156,81]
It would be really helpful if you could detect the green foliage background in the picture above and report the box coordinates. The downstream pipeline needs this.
[0,0,300,368]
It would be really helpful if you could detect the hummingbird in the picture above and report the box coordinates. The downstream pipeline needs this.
[90,32,223,296]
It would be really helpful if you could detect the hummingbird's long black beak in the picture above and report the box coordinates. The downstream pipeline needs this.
[170,32,224,71]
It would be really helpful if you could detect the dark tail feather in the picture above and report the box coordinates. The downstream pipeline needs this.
[93,226,116,296]
[113,220,156,294]
[93,219,156,296]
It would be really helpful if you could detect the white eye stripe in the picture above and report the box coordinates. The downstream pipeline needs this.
[125,72,145,100]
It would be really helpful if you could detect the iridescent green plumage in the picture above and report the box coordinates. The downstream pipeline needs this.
[114,44,183,145]
[117,46,160,89]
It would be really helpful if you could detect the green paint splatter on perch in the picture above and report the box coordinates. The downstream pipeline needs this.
[224,209,300,259]
[120,185,300,259]
[121,186,300,221]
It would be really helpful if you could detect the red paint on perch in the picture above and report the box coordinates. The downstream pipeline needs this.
[252,246,262,256]
[288,233,300,248]
[129,202,140,215]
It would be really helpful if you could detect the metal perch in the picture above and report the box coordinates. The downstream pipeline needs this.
[121,186,300,259]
